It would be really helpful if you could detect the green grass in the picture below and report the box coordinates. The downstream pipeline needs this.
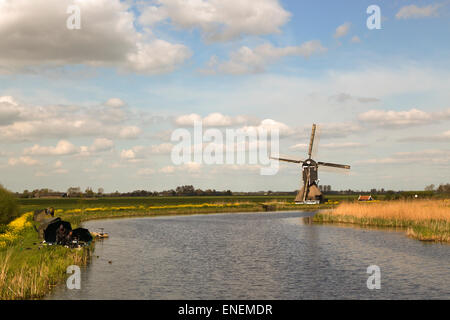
[0,216,91,299]
[16,195,351,213]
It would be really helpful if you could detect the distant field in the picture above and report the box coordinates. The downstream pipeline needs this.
[17,194,359,213]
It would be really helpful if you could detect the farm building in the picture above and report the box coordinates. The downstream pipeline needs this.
[358,195,374,201]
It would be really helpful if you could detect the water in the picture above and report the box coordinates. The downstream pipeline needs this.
[48,211,450,299]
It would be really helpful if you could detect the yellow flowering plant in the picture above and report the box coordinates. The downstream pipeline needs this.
[0,211,33,248]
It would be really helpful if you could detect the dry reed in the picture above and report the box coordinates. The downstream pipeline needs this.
[314,200,450,242]
[329,200,449,221]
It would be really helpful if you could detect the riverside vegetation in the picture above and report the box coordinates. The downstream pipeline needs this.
[314,200,450,242]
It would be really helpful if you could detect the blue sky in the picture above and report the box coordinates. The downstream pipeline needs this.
[0,0,449,193]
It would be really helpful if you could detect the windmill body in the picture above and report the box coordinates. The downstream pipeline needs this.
[272,124,350,204]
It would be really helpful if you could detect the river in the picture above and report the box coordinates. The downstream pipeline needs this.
[47,211,450,299]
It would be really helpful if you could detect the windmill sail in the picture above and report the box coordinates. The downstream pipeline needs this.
[308,124,316,158]
[270,157,303,164]
[317,161,350,170]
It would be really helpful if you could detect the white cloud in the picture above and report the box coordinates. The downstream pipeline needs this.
[205,41,327,74]
[118,126,142,139]
[334,22,351,38]
[90,138,114,152]
[138,6,168,26]
[160,165,176,174]
[399,130,450,142]
[150,143,174,154]
[240,118,294,138]
[203,113,233,126]
[358,149,450,165]
[174,113,202,126]
[0,96,21,125]
[120,145,152,162]
[256,119,292,136]
[23,138,114,157]
[24,140,79,156]
[124,40,192,74]
[174,112,254,127]
[0,0,190,74]
[120,148,138,160]
[396,4,441,19]
[0,96,18,106]
[358,108,433,128]
[159,162,202,174]
[120,143,174,162]
[104,98,126,108]
[8,156,39,166]
[139,0,291,42]
[0,96,143,142]
[329,93,379,104]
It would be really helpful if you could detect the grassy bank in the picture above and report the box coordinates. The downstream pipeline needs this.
[0,212,91,299]
[1,198,334,299]
[313,200,450,242]
[55,200,336,225]
[16,195,346,214]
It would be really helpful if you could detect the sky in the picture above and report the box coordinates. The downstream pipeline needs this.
[0,0,449,193]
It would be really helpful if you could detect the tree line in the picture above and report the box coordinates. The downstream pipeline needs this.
[13,183,450,199]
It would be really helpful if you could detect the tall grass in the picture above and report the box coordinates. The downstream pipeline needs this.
[327,199,449,221]
[0,245,90,299]
[314,200,450,242]
[0,212,91,299]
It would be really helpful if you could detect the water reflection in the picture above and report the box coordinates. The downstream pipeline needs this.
[48,211,450,300]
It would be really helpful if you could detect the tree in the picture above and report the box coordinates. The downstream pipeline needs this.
[424,184,435,191]
[85,187,94,198]
[67,187,81,197]
[21,189,31,198]
[437,184,450,193]
[176,185,195,195]
[0,185,19,225]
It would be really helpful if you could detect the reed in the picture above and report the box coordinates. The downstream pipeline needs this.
[314,200,450,242]
[0,242,91,299]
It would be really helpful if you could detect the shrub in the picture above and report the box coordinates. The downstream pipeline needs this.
[0,185,19,225]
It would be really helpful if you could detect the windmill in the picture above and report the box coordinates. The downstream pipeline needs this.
[272,124,350,204]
